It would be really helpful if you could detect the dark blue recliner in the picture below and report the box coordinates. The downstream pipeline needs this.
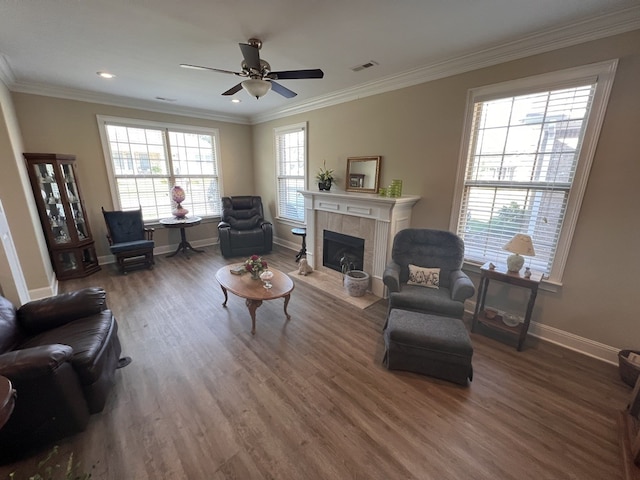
[102,208,155,274]
[383,229,475,320]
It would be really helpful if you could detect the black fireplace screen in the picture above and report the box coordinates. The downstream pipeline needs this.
[323,230,365,273]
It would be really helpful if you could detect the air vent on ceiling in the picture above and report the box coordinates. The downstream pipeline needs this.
[351,60,379,72]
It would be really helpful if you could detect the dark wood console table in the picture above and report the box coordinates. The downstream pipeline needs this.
[471,261,543,351]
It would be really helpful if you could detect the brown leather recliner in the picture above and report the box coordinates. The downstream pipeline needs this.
[0,288,122,461]
[218,196,273,258]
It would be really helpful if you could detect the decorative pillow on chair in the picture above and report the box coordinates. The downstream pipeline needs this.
[407,265,440,289]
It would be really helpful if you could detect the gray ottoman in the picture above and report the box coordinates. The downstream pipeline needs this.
[383,309,473,385]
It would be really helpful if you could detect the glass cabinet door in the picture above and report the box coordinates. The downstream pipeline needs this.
[32,162,72,245]
[61,163,90,241]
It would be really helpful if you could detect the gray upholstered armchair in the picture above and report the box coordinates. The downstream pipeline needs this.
[218,196,273,258]
[383,228,475,319]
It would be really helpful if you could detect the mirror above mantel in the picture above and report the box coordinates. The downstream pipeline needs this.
[345,156,381,193]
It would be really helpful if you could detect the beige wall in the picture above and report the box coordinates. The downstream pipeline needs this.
[253,29,640,350]
[0,83,54,295]
[11,95,254,259]
[3,29,639,351]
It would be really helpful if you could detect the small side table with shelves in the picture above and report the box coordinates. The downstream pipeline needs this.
[471,261,543,351]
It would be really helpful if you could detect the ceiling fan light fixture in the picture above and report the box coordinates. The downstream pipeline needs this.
[242,79,271,99]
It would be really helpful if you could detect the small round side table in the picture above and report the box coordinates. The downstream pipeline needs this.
[159,216,205,258]
[291,228,307,262]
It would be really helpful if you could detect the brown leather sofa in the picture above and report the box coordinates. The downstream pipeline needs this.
[0,287,122,461]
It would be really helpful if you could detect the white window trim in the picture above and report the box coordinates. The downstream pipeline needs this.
[274,122,308,224]
[96,115,224,219]
[450,59,618,284]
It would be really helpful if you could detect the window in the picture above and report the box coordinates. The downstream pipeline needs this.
[451,60,617,283]
[97,116,222,221]
[275,123,307,223]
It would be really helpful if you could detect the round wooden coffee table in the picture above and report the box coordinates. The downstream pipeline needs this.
[215,265,294,334]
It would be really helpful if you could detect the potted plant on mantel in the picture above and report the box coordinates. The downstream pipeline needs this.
[340,254,370,297]
[316,161,335,191]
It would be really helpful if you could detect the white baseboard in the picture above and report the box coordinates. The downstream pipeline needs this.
[28,271,58,300]
[527,321,620,365]
[98,239,219,265]
[464,303,620,365]
[274,236,300,252]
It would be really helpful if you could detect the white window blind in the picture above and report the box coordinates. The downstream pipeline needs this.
[451,61,617,283]
[275,123,306,223]
[98,116,222,221]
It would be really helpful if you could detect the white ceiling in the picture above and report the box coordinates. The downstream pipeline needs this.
[1,0,640,124]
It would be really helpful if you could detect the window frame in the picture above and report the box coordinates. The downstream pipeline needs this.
[450,60,618,284]
[97,115,223,222]
[274,122,308,224]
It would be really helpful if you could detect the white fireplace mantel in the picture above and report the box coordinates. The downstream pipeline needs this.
[300,190,420,297]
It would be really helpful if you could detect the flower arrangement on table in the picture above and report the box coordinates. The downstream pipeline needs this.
[244,254,268,279]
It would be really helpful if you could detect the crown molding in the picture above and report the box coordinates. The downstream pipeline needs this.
[0,54,16,87]
[4,6,640,126]
[250,6,640,124]
[9,81,251,125]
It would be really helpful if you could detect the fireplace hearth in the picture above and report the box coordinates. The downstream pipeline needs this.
[323,230,364,273]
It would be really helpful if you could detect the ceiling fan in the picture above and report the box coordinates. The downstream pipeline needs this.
[180,38,324,99]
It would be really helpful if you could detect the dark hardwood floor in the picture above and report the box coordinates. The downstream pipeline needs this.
[0,245,630,479]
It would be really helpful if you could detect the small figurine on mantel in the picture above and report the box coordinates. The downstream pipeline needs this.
[298,257,313,276]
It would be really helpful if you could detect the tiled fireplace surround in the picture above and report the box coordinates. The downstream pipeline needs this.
[299,191,420,297]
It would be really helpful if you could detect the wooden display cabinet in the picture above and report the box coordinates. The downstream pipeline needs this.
[24,153,100,280]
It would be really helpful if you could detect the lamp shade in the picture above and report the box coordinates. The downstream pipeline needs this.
[242,79,272,99]
[503,234,536,256]
[170,185,185,204]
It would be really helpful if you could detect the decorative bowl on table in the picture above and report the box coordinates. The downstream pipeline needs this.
[260,270,274,289]
[484,308,498,319]
[502,313,520,327]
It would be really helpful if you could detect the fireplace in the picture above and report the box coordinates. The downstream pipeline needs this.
[323,230,364,273]
[299,190,420,297]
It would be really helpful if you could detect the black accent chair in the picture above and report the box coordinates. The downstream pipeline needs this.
[218,196,273,258]
[102,208,154,274]
[383,228,475,321]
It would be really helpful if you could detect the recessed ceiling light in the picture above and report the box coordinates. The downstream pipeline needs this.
[231,99,241,103]
[97,71,116,79]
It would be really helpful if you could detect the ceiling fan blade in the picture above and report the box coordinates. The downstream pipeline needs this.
[180,64,242,76]
[270,81,297,98]
[269,69,324,80]
[222,83,244,96]
[239,43,261,71]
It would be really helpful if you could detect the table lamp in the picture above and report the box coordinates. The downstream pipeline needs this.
[503,234,535,272]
